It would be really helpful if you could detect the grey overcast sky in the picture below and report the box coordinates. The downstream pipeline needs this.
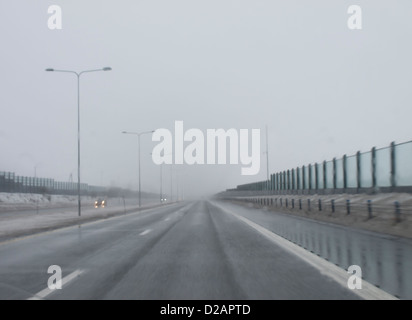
[1,1,412,198]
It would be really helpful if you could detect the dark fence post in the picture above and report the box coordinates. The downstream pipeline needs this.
[302,166,306,192]
[270,174,273,193]
[371,147,377,191]
[356,151,361,190]
[331,199,335,213]
[318,199,322,211]
[390,142,396,189]
[308,164,312,191]
[346,199,351,215]
[279,173,282,192]
[287,170,291,192]
[343,154,347,190]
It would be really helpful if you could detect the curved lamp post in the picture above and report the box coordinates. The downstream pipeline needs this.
[46,67,112,217]
[122,130,155,208]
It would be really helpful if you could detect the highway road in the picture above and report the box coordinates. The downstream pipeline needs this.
[0,200,406,300]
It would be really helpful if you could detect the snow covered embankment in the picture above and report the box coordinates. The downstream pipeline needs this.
[0,193,93,212]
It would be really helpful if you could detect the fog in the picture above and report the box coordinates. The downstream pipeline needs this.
[1,1,412,199]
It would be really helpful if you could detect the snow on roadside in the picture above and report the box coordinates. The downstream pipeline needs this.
[0,192,96,212]
[0,192,94,204]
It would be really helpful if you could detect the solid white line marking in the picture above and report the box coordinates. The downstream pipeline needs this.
[28,269,85,300]
[212,202,398,300]
[139,229,152,236]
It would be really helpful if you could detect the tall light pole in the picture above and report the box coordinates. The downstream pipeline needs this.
[170,163,173,202]
[265,125,270,181]
[160,163,163,203]
[151,152,173,204]
[176,169,179,202]
[45,67,112,217]
[122,130,154,208]
[175,167,184,201]
[34,163,40,215]
[163,152,173,203]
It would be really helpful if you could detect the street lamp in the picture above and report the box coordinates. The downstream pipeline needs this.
[151,152,173,204]
[265,125,269,182]
[122,130,155,208]
[46,67,112,217]
[170,163,173,202]
[160,163,163,203]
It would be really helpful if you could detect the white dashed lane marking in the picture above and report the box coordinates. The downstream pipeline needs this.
[139,229,152,236]
[28,269,85,300]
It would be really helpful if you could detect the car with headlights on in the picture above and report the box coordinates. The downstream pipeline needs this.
[94,198,107,208]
